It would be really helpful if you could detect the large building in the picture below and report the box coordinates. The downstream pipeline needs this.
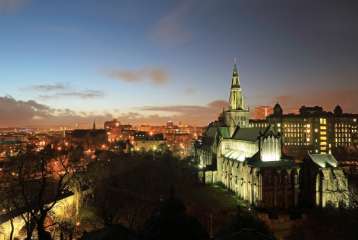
[67,122,108,150]
[250,105,358,156]
[197,64,349,209]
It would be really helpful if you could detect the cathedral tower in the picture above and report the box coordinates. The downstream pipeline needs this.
[224,63,250,136]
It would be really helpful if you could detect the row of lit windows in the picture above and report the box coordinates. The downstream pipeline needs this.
[337,125,357,128]
[250,123,268,128]
[283,136,356,147]
[252,119,357,131]
[284,138,306,143]
[335,122,357,127]
[283,123,305,128]
[336,133,351,138]
[284,128,304,133]
[284,142,311,146]
[335,138,351,143]
[284,133,306,138]
[335,128,352,133]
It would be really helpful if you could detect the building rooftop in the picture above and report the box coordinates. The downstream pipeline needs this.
[308,153,338,168]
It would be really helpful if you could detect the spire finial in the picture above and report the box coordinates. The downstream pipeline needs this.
[232,57,238,77]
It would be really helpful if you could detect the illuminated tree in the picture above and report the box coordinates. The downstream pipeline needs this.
[0,197,15,240]
[8,145,74,240]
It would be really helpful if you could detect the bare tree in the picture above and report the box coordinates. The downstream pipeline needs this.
[9,146,73,240]
[0,198,15,240]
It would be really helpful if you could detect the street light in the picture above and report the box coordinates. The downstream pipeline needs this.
[152,145,157,160]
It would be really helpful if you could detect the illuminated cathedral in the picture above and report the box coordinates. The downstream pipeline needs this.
[197,64,349,209]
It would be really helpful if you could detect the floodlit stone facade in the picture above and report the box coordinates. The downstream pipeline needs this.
[197,64,349,209]
[301,153,349,207]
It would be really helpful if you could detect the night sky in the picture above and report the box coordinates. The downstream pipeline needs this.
[0,0,357,127]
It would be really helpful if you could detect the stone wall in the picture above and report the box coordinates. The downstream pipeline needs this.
[315,168,349,207]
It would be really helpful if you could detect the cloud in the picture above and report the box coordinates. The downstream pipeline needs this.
[0,96,54,127]
[39,90,104,100]
[105,67,169,85]
[139,100,228,125]
[0,96,111,128]
[0,96,227,128]
[30,83,67,92]
[0,0,29,13]
[27,83,104,100]
[184,87,198,95]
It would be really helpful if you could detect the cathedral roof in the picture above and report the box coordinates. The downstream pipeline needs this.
[247,153,296,168]
[308,153,338,168]
[204,125,218,138]
[232,128,262,142]
[224,150,246,162]
[204,125,230,139]
[218,127,230,138]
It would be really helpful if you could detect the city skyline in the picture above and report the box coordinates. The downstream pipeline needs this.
[1,0,358,127]
[1,2,358,239]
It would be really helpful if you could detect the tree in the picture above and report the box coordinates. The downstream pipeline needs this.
[216,208,275,240]
[0,197,15,240]
[142,195,210,240]
[8,145,74,240]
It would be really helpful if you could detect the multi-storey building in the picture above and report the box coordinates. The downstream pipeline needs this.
[104,119,133,143]
[250,105,358,155]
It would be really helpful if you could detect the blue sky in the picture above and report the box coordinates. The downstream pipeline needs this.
[0,0,357,127]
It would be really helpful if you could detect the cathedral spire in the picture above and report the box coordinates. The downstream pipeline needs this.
[229,61,244,110]
[224,61,250,135]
